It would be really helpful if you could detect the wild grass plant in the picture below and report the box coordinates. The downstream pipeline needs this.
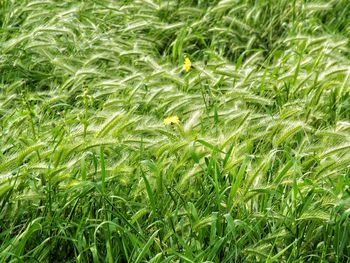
[0,0,350,262]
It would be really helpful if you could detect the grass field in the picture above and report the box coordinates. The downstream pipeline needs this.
[1,0,350,262]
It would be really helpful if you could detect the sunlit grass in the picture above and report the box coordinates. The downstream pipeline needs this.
[0,0,350,262]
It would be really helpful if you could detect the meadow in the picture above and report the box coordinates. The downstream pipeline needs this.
[0,0,350,262]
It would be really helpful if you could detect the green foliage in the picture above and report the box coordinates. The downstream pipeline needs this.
[0,0,350,262]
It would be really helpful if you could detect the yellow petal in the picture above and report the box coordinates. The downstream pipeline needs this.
[164,115,180,125]
[183,58,191,72]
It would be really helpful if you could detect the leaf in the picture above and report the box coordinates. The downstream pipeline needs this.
[134,230,159,263]
[196,139,224,153]
[140,169,157,217]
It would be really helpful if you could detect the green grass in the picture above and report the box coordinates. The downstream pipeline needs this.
[1,0,350,262]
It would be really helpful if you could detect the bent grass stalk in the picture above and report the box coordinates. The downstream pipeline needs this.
[0,0,350,262]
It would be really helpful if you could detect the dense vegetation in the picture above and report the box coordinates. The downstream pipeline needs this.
[1,0,350,262]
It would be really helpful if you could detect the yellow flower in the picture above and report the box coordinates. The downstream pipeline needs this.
[164,115,180,125]
[183,57,191,72]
